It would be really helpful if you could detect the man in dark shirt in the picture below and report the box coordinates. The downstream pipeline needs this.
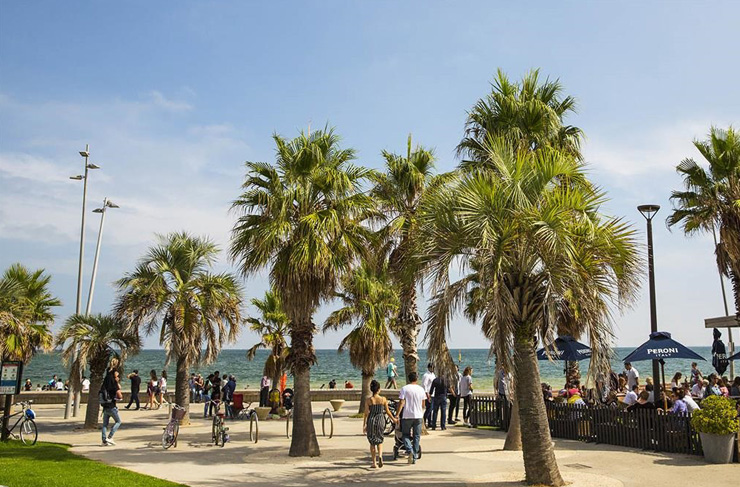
[124,370,141,410]
[429,374,450,430]
[101,368,123,446]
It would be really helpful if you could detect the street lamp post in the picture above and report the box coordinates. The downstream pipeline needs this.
[65,145,100,419]
[638,204,661,406]
[85,198,119,315]
[712,226,735,378]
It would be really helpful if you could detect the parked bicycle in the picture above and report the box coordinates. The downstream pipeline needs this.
[1,400,37,445]
[231,396,259,444]
[161,404,187,449]
[210,400,229,447]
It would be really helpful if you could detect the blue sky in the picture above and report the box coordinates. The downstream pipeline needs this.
[1,1,738,350]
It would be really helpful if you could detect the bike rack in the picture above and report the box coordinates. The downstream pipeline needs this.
[321,408,333,438]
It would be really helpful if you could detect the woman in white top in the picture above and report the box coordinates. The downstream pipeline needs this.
[459,366,474,426]
[158,369,168,407]
[669,372,682,390]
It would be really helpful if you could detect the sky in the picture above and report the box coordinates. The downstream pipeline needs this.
[1,1,738,351]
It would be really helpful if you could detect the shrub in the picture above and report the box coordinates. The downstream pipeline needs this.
[690,396,739,435]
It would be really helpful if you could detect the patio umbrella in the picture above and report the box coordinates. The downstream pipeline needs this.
[537,335,592,361]
[727,349,740,361]
[622,331,705,408]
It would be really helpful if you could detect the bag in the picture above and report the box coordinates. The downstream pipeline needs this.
[99,387,113,408]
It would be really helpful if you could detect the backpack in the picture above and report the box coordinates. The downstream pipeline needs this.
[99,386,113,408]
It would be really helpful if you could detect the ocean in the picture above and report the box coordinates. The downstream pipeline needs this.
[21,347,723,391]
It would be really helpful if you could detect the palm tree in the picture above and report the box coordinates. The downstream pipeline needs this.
[457,68,582,162]
[371,135,448,379]
[55,314,141,428]
[115,232,243,425]
[246,289,290,391]
[456,69,585,451]
[421,139,641,486]
[668,126,740,316]
[230,127,375,457]
[0,263,60,363]
[324,260,397,414]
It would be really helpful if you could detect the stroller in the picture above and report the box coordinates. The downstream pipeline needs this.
[392,425,422,460]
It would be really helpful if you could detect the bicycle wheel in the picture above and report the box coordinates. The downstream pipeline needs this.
[383,413,395,436]
[249,412,259,443]
[162,422,176,450]
[20,419,37,445]
[218,429,227,448]
[173,422,180,448]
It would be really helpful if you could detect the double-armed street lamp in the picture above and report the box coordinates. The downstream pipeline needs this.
[638,204,662,406]
[65,145,101,419]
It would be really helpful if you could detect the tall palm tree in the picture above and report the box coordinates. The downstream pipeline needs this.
[422,139,641,487]
[371,135,447,379]
[230,127,375,457]
[0,263,61,363]
[323,260,397,414]
[668,126,740,316]
[457,68,582,162]
[55,314,141,428]
[456,69,585,451]
[246,289,290,391]
[115,232,243,425]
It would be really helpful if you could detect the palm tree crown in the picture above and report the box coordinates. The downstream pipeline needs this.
[246,289,290,386]
[668,126,740,315]
[0,263,61,362]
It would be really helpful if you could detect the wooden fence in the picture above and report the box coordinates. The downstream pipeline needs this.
[470,396,706,456]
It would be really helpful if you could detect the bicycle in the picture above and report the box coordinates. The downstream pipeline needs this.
[209,400,229,447]
[161,404,186,449]
[1,400,37,445]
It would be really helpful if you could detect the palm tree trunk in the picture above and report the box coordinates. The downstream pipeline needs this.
[565,361,580,384]
[514,333,564,487]
[84,365,106,429]
[288,318,320,457]
[358,371,373,414]
[175,355,190,425]
[503,395,522,450]
[396,284,422,382]
[731,270,740,317]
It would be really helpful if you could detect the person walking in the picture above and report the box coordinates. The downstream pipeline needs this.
[100,365,123,446]
[384,358,398,389]
[158,370,168,408]
[429,373,449,430]
[460,366,474,426]
[124,370,141,410]
[624,362,639,389]
[144,370,159,410]
[395,371,426,464]
[421,363,436,429]
[363,380,396,468]
[259,375,271,407]
[447,364,461,425]
[203,373,214,417]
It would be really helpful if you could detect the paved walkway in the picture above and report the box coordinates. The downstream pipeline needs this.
[28,402,738,487]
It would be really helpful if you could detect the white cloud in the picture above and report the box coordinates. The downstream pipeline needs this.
[147,90,193,112]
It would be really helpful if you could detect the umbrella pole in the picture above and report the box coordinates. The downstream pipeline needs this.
[660,360,667,410]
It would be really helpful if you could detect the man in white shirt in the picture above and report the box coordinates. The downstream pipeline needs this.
[623,384,639,406]
[624,362,639,390]
[421,363,436,429]
[396,371,426,464]
[81,376,91,393]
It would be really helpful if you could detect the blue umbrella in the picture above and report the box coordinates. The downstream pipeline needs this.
[622,331,705,408]
[622,331,705,363]
[537,335,592,361]
[727,349,740,361]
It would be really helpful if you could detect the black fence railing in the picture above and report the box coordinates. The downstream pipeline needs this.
[470,396,707,456]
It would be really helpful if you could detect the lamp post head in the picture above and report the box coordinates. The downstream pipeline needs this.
[105,200,119,209]
[638,204,661,221]
[86,163,100,170]
[79,150,90,158]
[92,208,104,213]
[69,175,84,181]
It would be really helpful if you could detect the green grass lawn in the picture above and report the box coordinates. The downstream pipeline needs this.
[0,441,188,487]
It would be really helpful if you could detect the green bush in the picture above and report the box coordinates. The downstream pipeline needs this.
[690,396,740,435]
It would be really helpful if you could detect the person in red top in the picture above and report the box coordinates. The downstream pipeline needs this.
[345,380,354,389]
